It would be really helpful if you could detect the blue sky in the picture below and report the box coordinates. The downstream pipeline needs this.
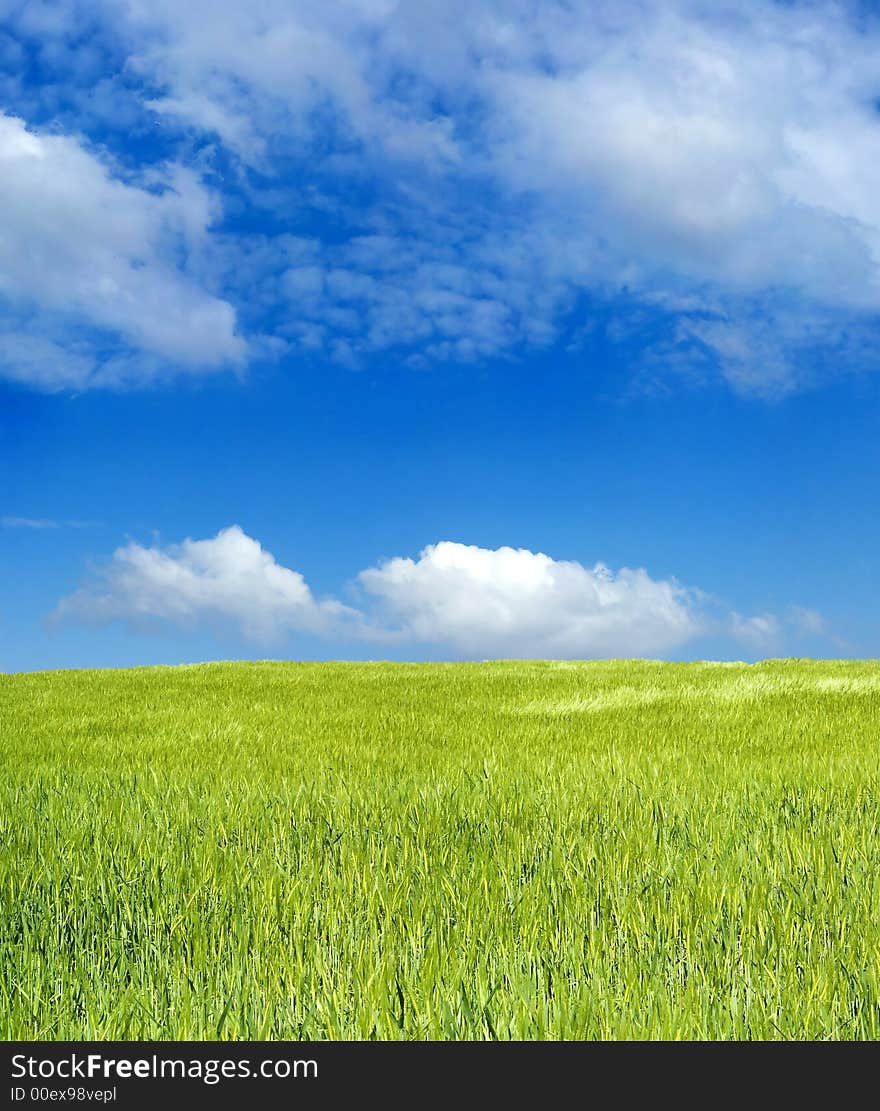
[1,0,879,670]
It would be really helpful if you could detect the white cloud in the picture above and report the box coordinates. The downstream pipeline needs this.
[109,0,880,294]
[728,606,837,650]
[1,515,58,529]
[357,541,701,658]
[485,3,880,305]
[114,0,458,168]
[53,525,355,641]
[55,526,825,658]
[0,332,99,391]
[0,111,244,389]
[5,2,880,392]
[1,515,93,529]
[787,606,826,636]
[729,611,781,650]
[56,529,703,655]
[265,226,559,367]
[71,0,880,393]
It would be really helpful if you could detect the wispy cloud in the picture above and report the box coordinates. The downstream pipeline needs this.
[787,606,826,637]
[1,516,59,529]
[729,612,782,651]
[1,516,95,530]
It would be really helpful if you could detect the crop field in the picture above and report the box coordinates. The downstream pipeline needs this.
[3,658,880,1040]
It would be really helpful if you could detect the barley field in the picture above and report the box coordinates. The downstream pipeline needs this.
[2,659,880,1040]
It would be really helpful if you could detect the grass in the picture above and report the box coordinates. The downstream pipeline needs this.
[2,657,880,1040]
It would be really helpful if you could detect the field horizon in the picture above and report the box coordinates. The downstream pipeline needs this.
[5,654,877,677]
[4,658,880,1039]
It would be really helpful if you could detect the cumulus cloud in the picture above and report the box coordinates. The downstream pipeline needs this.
[53,525,355,641]
[55,526,829,658]
[357,541,701,658]
[0,111,244,389]
[54,527,703,657]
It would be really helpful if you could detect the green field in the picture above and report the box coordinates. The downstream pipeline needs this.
[3,658,880,1039]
